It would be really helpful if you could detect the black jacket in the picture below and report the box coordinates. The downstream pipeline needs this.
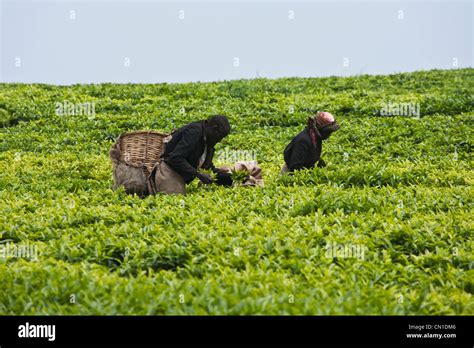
[163,121,209,183]
[284,127,322,171]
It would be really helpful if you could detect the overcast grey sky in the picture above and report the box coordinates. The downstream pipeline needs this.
[1,0,472,84]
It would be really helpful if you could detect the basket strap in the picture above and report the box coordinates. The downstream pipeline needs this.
[144,131,150,166]
[146,162,159,195]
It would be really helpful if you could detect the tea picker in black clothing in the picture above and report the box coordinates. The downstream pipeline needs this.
[282,111,340,173]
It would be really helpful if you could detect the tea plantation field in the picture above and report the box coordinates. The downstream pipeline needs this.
[0,68,472,315]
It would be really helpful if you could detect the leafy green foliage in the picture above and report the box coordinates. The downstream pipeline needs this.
[0,68,473,315]
[230,170,250,184]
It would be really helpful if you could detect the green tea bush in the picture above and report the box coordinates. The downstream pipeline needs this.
[0,68,472,315]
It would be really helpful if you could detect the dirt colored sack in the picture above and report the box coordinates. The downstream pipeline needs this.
[219,160,264,187]
[112,162,149,197]
[150,161,186,194]
[236,161,264,187]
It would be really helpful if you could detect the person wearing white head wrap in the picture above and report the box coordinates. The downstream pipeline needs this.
[281,111,340,173]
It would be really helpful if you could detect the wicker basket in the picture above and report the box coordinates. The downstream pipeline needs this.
[110,130,170,177]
